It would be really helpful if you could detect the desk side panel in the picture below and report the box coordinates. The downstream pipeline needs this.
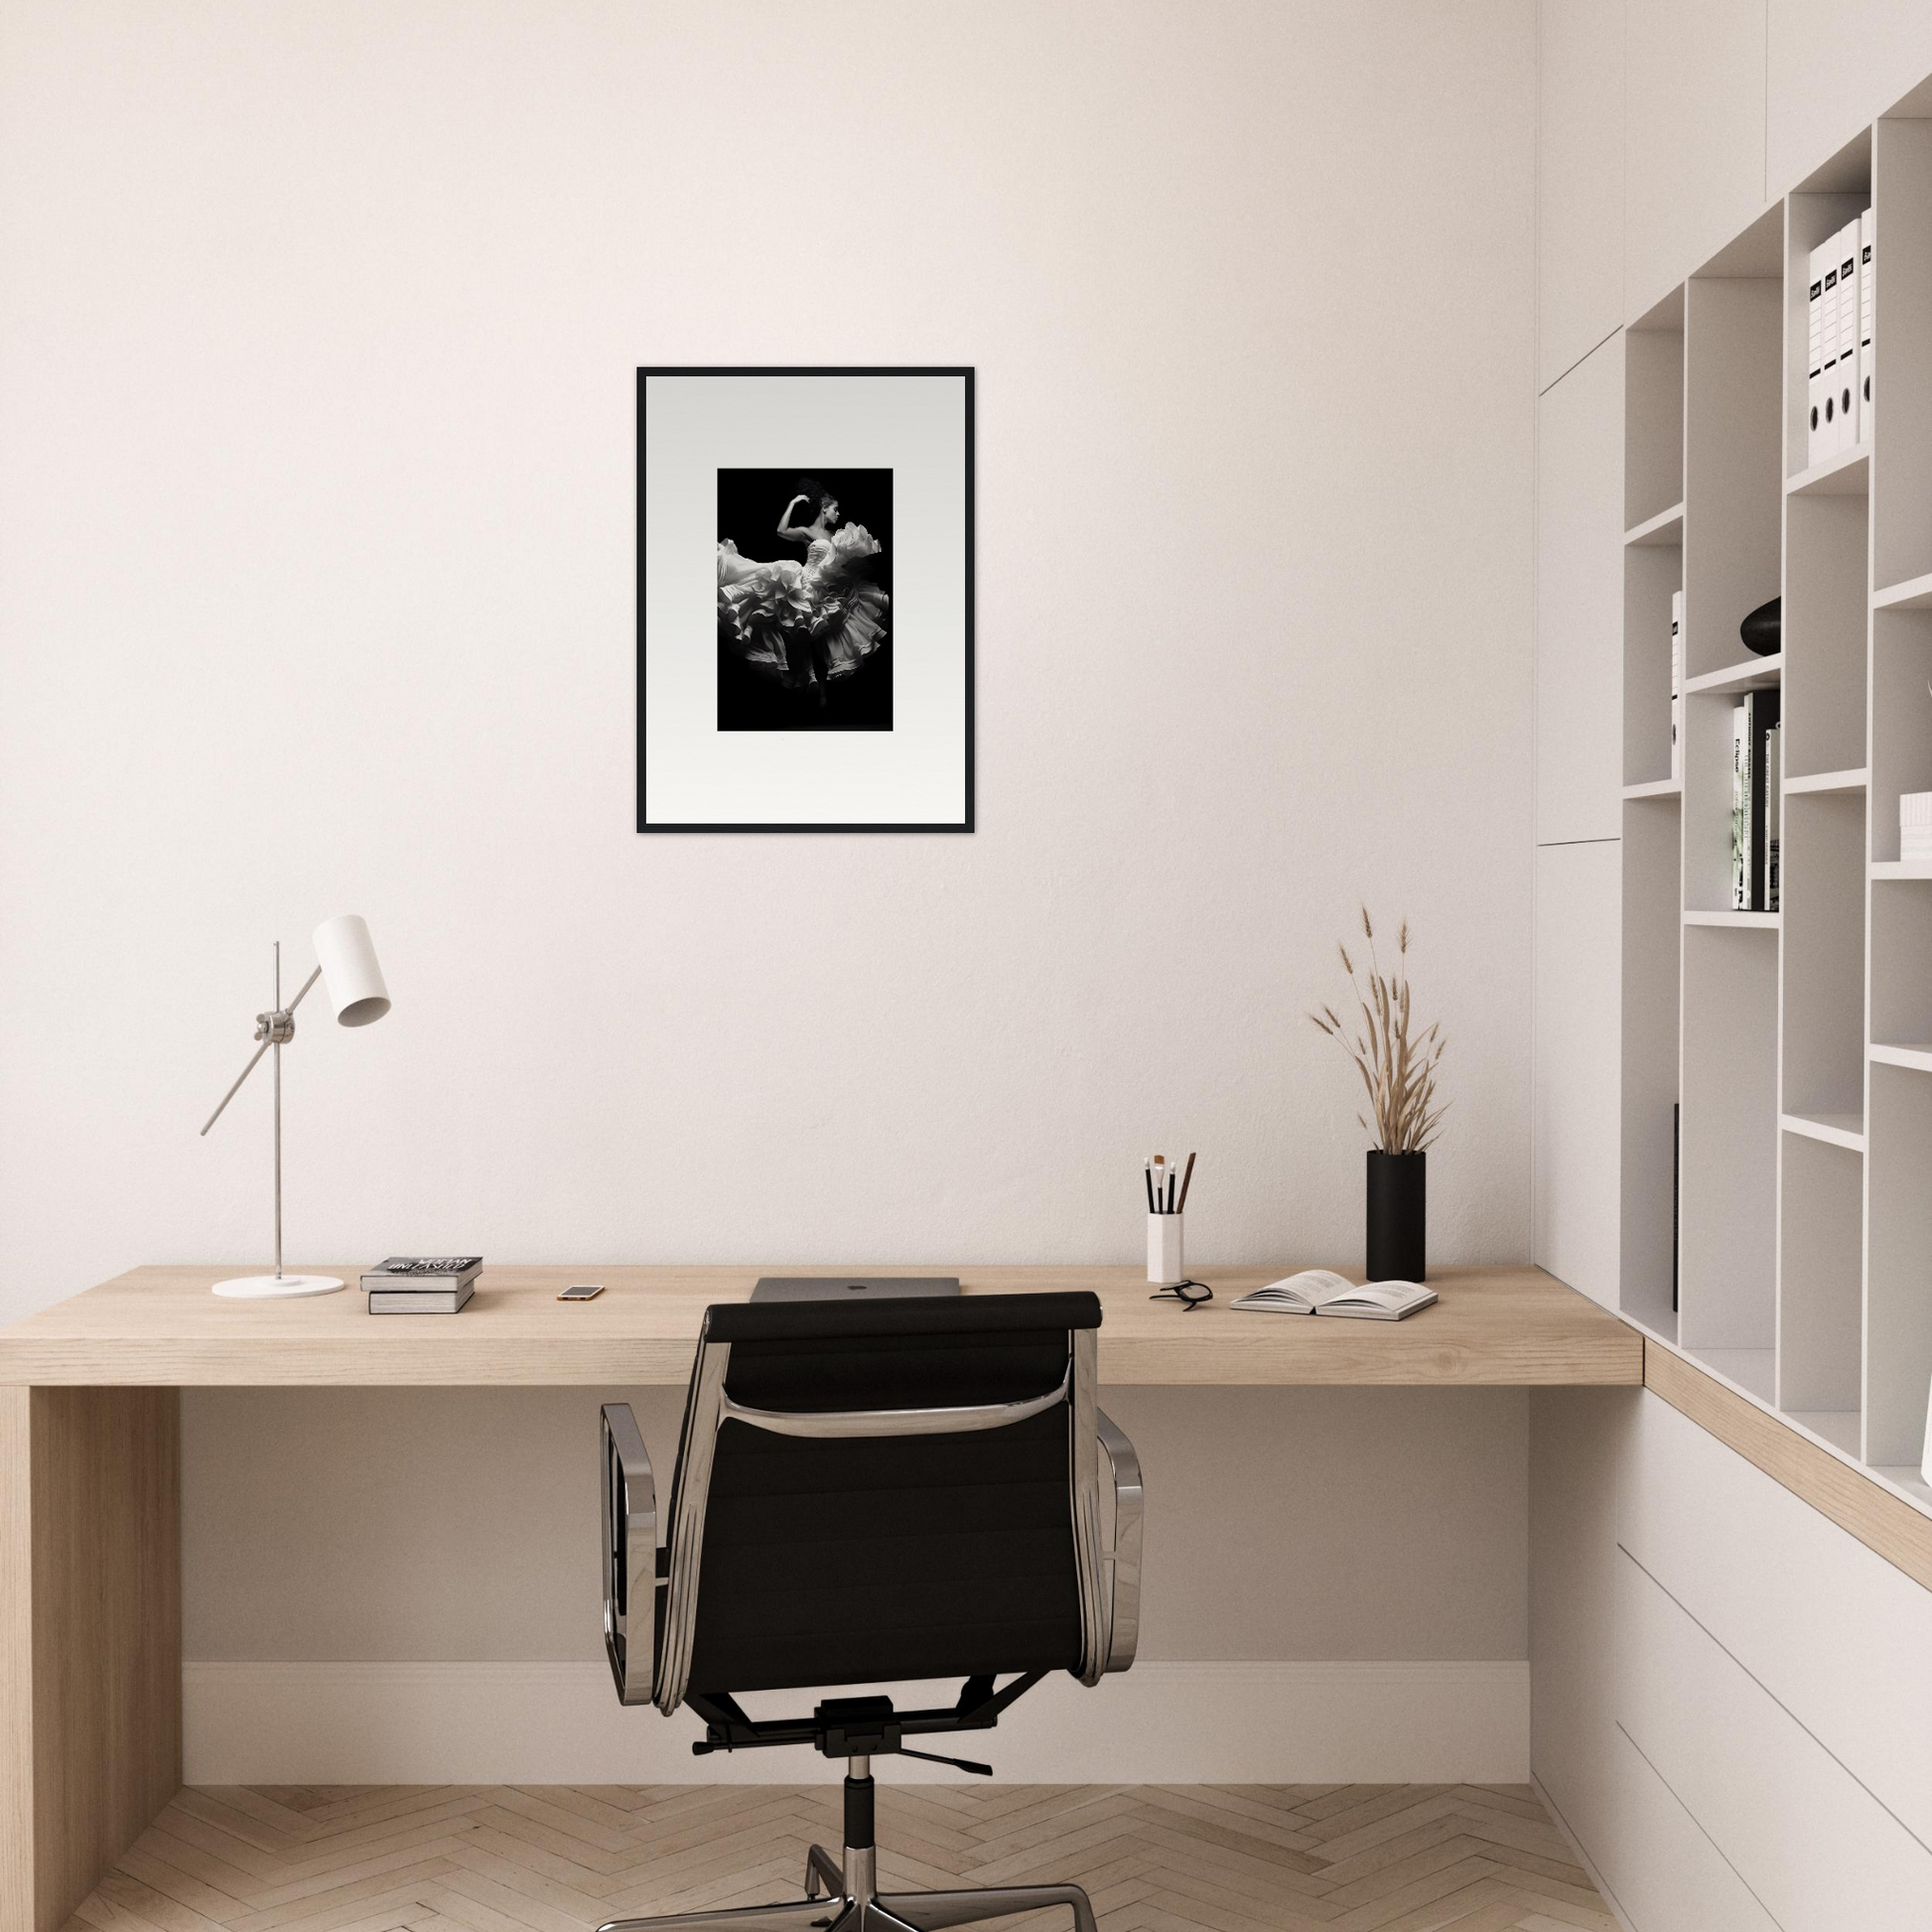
[27,1388,182,1932]
[1,1390,31,1932]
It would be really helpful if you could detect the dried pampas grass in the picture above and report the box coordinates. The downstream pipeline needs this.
[1310,907,1449,1154]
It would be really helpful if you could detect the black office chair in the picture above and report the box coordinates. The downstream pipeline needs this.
[597,1291,1143,1932]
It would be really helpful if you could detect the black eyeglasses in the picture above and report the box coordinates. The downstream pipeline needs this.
[1149,1279,1214,1311]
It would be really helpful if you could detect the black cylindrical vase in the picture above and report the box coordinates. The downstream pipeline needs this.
[1366,1150,1427,1282]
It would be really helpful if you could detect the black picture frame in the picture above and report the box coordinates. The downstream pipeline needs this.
[636,365,975,834]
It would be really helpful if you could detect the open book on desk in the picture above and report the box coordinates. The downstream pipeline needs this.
[1230,1270,1437,1320]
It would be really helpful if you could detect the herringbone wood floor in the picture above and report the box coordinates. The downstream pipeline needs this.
[65,1783,1617,1932]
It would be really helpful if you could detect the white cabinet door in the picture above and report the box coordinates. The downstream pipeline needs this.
[1538,0,1624,390]
[1622,1390,1932,1852]
[1534,841,1622,1308]
[1768,0,1932,194]
[1537,336,1624,844]
[1625,0,1769,318]
[1617,1547,1932,1930]
[1599,1725,1781,1932]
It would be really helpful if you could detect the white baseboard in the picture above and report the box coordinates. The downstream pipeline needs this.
[183,1659,1528,1786]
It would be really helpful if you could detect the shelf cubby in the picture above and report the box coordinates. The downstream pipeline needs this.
[1784,494,1868,777]
[1619,792,1683,1341]
[1869,607,1932,861]
[1777,1132,1863,1426]
[1684,249,1782,684]
[1625,288,1684,533]
[1781,791,1866,1119]
[1622,538,1681,787]
[1869,873,1932,1050]
[1866,1062,1932,1466]
[1683,677,1780,914]
[1678,925,1779,1361]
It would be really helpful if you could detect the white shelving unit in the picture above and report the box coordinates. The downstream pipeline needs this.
[1619,105,1932,1516]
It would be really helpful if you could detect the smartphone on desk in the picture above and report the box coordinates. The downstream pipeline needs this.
[558,1283,605,1302]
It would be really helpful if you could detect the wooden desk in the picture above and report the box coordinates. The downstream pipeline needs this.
[0,1261,1637,1388]
[0,1262,1634,1932]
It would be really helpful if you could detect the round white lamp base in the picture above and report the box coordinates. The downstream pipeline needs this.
[211,1274,345,1300]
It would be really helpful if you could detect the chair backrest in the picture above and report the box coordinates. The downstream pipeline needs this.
[652,1292,1107,1713]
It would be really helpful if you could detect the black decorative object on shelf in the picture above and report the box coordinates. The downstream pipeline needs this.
[1740,595,1781,656]
[1366,1151,1427,1283]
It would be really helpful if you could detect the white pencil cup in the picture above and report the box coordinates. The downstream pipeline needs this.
[1148,1213,1185,1286]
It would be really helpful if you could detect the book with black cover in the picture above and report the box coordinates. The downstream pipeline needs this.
[361,1256,483,1292]
[1745,688,1781,909]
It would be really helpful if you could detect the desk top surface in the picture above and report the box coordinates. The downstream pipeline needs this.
[0,1263,1640,1387]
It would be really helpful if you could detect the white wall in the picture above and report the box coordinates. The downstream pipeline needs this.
[0,1,1540,1763]
[0,0,1538,1310]
[182,1384,1530,1663]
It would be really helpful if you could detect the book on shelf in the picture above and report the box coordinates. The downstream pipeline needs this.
[1765,720,1781,912]
[1817,236,1845,458]
[1747,690,1780,910]
[368,1281,475,1315]
[1861,207,1874,444]
[1836,218,1861,455]
[1729,692,1781,911]
[1229,1271,1437,1320]
[1670,590,1683,781]
[1730,703,1749,907]
[1807,239,1828,466]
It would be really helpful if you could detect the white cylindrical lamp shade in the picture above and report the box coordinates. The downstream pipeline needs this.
[312,914,390,1027]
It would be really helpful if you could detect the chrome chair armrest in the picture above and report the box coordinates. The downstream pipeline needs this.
[1095,1407,1143,1673]
[601,1403,658,1707]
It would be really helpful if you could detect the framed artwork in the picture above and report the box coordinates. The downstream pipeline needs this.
[636,366,975,833]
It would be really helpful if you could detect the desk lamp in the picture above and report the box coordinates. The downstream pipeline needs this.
[200,913,391,1299]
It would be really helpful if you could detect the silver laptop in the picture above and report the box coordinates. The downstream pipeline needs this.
[751,1276,962,1303]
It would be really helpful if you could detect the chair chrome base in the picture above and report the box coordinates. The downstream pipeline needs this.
[596,1841,1098,1932]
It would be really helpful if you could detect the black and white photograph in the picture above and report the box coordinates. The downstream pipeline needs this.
[715,467,893,732]
[637,366,972,833]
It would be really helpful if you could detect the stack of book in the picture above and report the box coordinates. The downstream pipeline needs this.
[1729,692,1781,911]
[361,1256,483,1313]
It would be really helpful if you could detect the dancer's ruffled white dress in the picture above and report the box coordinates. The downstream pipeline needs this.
[717,524,889,683]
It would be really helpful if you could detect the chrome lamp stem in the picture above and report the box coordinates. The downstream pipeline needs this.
[201,941,324,1282]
